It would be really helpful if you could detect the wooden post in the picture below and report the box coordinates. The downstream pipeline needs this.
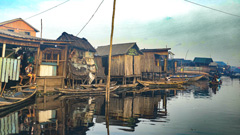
[44,78,47,93]
[72,78,75,89]
[63,46,68,78]
[164,58,167,72]
[41,19,43,39]
[62,78,64,88]
[35,46,40,75]
[106,0,116,103]
[57,54,59,66]
[2,43,6,57]
[133,77,136,84]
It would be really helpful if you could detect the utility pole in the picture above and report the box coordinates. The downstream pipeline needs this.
[106,0,116,103]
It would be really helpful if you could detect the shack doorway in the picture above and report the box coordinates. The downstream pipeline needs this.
[102,56,108,75]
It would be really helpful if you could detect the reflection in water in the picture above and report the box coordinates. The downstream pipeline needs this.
[94,90,170,132]
[0,105,36,135]
[1,78,238,135]
[0,90,171,135]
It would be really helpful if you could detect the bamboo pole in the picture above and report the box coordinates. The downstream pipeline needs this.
[105,0,116,103]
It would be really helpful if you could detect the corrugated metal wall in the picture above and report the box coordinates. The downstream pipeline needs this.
[0,57,20,82]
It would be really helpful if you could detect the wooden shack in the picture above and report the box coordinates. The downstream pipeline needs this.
[57,32,96,86]
[0,29,70,91]
[95,42,143,84]
[140,48,171,80]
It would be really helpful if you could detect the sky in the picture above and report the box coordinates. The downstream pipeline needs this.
[0,0,240,66]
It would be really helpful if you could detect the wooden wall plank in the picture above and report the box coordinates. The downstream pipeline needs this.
[1,58,6,82]
[134,55,141,75]
[12,59,17,81]
[5,58,10,82]
[9,59,14,80]
[15,59,20,81]
[0,58,2,81]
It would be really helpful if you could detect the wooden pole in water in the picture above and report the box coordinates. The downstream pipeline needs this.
[106,0,116,103]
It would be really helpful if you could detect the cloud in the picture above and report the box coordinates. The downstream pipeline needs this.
[0,0,239,66]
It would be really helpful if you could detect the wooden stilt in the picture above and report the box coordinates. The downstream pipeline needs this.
[72,78,75,89]
[99,79,103,84]
[44,78,47,93]
[133,77,136,84]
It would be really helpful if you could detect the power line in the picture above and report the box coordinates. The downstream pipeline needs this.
[184,0,240,18]
[76,0,104,36]
[25,0,70,20]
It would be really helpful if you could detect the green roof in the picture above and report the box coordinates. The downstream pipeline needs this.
[193,57,213,65]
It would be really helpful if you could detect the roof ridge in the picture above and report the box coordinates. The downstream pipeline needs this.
[0,18,39,32]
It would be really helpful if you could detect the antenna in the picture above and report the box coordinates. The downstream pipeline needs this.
[185,49,189,60]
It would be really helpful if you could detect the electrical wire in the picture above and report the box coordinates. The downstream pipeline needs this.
[76,0,104,36]
[25,0,70,20]
[185,0,240,18]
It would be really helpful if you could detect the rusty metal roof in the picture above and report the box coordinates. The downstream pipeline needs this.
[57,32,96,52]
[96,42,143,56]
[0,29,52,40]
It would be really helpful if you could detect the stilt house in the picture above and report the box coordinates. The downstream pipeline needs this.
[140,48,171,80]
[0,29,70,91]
[57,32,96,85]
[95,42,143,84]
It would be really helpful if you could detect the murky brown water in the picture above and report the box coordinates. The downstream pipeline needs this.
[0,77,240,135]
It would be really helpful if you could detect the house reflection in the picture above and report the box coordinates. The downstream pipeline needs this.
[94,90,172,132]
[0,105,36,135]
[0,95,95,135]
[0,89,183,134]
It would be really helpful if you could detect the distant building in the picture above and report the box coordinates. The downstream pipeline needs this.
[193,57,213,66]
[0,18,39,37]
[140,48,171,73]
[215,61,230,75]
[168,58,194,73]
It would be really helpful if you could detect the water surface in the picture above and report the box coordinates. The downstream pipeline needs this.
[0,77,239,135]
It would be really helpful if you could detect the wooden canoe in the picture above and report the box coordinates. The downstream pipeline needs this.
[81,81,117,89]
[0,86,37,111]
[133,87,186,93]
[119,83,139,88]
[137,80,188,87]
[56,86,120,95]
[168,74,204,82]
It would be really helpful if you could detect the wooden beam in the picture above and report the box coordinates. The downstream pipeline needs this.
[2,43,6,57]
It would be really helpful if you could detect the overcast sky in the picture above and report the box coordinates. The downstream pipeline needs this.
[0,0,240,66]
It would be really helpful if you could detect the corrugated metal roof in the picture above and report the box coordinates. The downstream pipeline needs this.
[215,61,227,66]
[57,32,96,52]
[141,48,171,52]
[0,29,54,41]
[0,18,39,32]
[95,42,142,56]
